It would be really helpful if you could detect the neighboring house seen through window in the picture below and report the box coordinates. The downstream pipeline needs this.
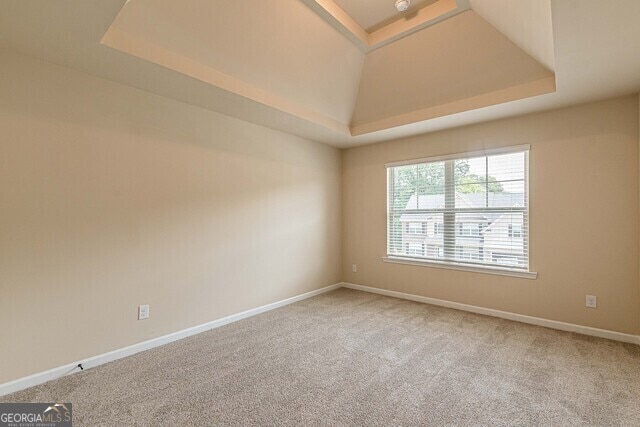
[387,146,530,272]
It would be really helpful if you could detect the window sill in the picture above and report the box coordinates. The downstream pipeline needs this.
[381,256,538,280]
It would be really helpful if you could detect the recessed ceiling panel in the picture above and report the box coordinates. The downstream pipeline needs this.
[334,0,439,31]
[302,0,469,52]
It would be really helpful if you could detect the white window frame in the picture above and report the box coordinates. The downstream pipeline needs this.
[383,144,537,280]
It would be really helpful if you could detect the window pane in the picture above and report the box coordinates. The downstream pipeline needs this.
[453,213,484,263]
[388,161,445,258]
[390,164,418,210]
[484,211,527,267]
[388,211,403,255]
[488,152,525,181]
[454,157,487,208]
[406,222,424,234]
[487,181,525,208]
[418,162,446,199]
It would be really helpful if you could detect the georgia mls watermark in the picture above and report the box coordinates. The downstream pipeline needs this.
[0,403,72,427]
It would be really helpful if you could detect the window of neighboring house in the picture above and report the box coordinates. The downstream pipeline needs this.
[386,145,530,272]
[426,245,444,258]
[492,253,520,266]
[457,223,480,237]
[456,246,482,261]
[508,223,523,238]
[434,222,443,236]
[406,222,424,234]
[405,242,425,256]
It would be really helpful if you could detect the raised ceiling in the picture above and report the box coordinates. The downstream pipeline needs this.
[103,0,364,129]
[0,0,639,148]
[301,0,470,51]
[334,0,439,31]
[100,0,554,141]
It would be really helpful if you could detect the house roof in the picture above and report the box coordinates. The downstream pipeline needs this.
[399,192,524,223]
[404,192,525,210]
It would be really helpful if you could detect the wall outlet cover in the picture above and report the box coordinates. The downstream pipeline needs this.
[138,304,150,320]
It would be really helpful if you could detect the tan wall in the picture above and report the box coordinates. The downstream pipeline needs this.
[343,96,640,335]
[0,51,342,384]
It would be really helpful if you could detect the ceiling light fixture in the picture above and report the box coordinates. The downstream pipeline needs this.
[395,0,411,12]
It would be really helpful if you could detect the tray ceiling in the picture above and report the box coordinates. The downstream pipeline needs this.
[334,0,439,31]
[301,0,470,51]
[2,0,639,147]
[100,0,554,140]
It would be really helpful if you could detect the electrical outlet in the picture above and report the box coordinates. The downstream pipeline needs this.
[352,264,357,273]
[585,295,597,309]
[138,304,150,320]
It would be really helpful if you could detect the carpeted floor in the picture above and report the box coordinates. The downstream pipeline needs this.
[3,288,640,426]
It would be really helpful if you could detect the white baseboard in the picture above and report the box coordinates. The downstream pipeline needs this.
[0,283,342,397]
[341,282,640,345]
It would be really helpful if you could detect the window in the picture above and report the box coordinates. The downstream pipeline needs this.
[406,222,424,234]
[434,222,443,235]
[508,224,523,238]
[457,223,480,237]
[456,246,482,261]
[405,242,425,256]
[492,253,520,266]
[427,245,444,258]
[386,146,530,272]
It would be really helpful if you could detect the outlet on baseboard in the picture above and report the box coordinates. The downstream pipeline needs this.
[352,264,357,273]
[138,304,150,320]
[585,295,597,309]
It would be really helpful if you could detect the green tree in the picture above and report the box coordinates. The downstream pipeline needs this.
[392,160,503,210]
[456,175,504,194]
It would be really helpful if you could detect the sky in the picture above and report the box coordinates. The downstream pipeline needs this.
[463,152,525,193]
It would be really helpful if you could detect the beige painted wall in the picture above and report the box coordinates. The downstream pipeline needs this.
[343,96,640,335]
[0,51,342,384]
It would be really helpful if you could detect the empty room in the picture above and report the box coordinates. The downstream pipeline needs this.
[1,0,640,425]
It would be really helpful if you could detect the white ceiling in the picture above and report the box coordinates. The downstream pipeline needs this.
[334,0,438,31]
[0,0,639,148]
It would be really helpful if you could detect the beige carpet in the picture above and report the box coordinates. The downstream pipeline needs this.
[3,288,640,426]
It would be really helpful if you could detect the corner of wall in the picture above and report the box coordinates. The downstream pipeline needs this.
[340,147,347,282]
